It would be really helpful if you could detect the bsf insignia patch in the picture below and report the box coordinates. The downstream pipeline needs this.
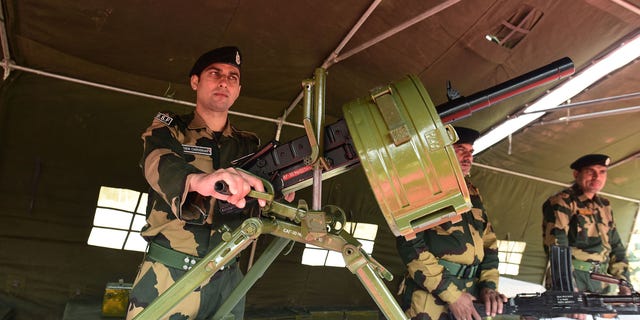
[182,145,212,156]
[155,112,173,126]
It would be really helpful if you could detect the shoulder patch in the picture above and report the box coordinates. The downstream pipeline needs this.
[155,112,174,126]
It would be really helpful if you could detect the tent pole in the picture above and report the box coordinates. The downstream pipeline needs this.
[473,162,640,204]
[532,105,640,126]
[3,62,303,128]
[279,0,460,134]
[0,0,13,79]
[610,0,640,15]
[278,0,383,134]
[609,150,640,170]
[0,2,302,130]
[320,0,383,69]
[542,91,640,111]
[334,0,461,64]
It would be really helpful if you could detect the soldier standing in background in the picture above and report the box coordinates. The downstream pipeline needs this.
[126,46,269,319]
[396,126,507,320]
[542,154,631,294]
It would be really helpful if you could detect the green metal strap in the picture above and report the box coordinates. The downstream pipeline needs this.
[147,242,236,271]
[438,259,478,279]
[370,86,411,146]
[572,259,608,273]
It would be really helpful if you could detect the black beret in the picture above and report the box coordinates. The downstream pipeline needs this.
[570,154,611,170]
[453,126,480,145]
[189,46,242,77]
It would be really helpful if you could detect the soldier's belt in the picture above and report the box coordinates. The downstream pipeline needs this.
[572,259,608,273]
[438,259,479,279]
[147,242,237,271]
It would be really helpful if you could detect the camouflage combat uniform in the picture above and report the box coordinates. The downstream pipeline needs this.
[126,111,259,320]
[542,184,629,293]
[396,178,499,319]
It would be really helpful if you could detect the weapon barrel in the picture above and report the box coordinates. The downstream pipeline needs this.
[437,57,574,123]
[599,293,640,305]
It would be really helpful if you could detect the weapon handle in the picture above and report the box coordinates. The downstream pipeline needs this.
[214,180,230,195]
[214,180,274,201]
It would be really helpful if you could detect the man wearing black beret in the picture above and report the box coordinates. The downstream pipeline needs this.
[542,154,630,295]
[127,46,271,319]
[397,126,507,320]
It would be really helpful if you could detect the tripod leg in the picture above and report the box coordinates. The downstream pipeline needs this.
[266,219,408,319]
[211,237,292,320]
[133,218,269,320]
[343,244,408,320]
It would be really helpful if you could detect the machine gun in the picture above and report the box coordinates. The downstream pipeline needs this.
[134,59,574,320]
[470,246,640,319]
[472,273,640,320]
[472,291,640,319]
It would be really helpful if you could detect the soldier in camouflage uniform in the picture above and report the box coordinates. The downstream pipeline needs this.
[126,46,269,319]
[542,154,631,295]
[396,127,506,320]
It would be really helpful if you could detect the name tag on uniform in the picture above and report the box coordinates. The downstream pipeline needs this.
[182,145,212,156]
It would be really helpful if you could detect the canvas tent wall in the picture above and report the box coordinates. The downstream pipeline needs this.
[1,1,640,319]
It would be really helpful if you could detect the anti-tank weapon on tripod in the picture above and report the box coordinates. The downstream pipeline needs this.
[220,57,574,239]
[133,58,574,320]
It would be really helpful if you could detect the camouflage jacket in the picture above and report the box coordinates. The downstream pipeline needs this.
[396,177,500,304]
[139,111,259,257]
[542,183,629,281]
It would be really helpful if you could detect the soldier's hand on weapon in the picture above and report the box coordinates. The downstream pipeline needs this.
[188,168,266,208]
[283,192,295,202]
[619,284,632,295]
[479,288,507,317]
[449,292,482,320]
